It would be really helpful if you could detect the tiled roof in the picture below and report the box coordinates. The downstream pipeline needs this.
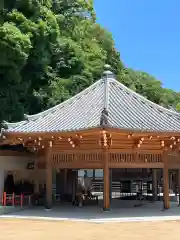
[5,79,105,133]
[4,72,180,133]
[108,80,180,132]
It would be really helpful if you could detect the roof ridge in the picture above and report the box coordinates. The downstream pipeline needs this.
[109,78,180,117]
[2,120,27,130]
[103,73,110,110]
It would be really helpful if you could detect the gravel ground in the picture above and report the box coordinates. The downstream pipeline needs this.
[0,219,180,240]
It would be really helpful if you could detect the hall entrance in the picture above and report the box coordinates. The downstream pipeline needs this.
[53,168,165,207]
[55,169,103,206]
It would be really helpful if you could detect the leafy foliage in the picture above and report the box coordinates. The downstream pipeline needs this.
[0,0,180,123]
[118,68,180,110]
[0,21,32,121]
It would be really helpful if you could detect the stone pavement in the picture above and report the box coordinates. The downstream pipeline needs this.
[1,200,180,223]
[0,206,22,215]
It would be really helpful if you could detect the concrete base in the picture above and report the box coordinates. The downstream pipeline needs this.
[44,208,52,211]
[102,208,110,212]
[44,203,52,210]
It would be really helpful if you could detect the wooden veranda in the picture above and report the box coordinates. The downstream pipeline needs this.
[2,127,180,210]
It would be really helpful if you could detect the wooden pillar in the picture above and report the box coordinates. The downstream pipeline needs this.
[177,169,180,206]
[93,169,95,180]
[34,160,39,194]
[163,151,170,209]
[152,169,158,201]
[103,147,110,211]
[0,169,4,204]
[169,171,173,191]
[64,169,67,193]
[45,143,52,209]
[109,168,112,202]
[34,178,39,194]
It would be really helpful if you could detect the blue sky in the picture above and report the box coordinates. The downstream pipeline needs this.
[94,0,180,91]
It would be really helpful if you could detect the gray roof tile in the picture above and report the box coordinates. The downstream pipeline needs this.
[4,74,180,133]
[108,80,180,132]
[6,80,105,133]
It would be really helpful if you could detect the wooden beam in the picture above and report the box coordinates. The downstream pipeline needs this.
[52,148,164,154]
[0,150,34,157]
[110,149,163,154]
[53,162,102,169]
[108,127,180,138]
[4,127,180,146]
[4,128,101,139]
[110,163,163,169]
[5,132,180,154]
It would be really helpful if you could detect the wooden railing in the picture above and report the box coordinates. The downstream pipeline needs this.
[109,152,162,164]
[52,151,103,165]
[33,149,180,169]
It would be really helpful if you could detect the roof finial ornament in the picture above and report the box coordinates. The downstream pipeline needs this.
[102,64,114,79]
[104,64,111,70]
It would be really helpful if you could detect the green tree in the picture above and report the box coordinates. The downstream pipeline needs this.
[0,22,31,122]
[118,68,180,108]
[1,0,180,123]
